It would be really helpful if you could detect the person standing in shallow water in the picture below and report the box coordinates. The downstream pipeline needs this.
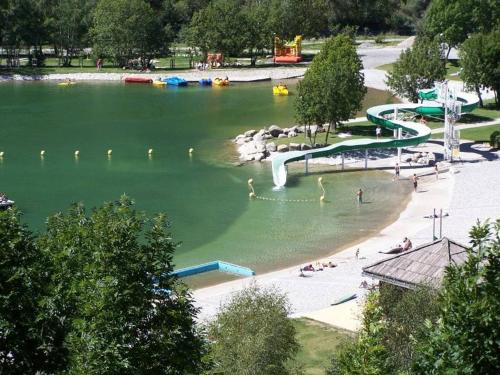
[357,188,363,204]
[412,174,418,192]
[394,163,400,180]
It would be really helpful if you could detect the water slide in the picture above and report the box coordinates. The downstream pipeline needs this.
[271,88,479,187]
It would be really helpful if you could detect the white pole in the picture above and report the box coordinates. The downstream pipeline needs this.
[397,128,402,162]
[444,82,450,161]
[365,149,368,169]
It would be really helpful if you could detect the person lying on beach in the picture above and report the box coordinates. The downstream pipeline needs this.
[302,264,315,272]
[402,237,412,251]
[359,280,369,289]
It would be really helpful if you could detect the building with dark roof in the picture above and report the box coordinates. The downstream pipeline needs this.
[362,237,469,289]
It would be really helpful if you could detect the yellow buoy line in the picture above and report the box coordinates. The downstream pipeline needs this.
[248,177,326,203]
[0,147,195,159]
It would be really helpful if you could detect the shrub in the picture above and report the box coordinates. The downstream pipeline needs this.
[374,34,385,44]
[490,131,500,147]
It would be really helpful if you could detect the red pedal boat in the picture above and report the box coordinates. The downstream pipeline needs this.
[124,77,153,84]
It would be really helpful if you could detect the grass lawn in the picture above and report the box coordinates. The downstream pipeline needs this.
[293,318,354,374]
[271,121,391,148]
[0,55,196,75]
[432,124,500,142]
[376,60,462,81]
[469,99,500,119]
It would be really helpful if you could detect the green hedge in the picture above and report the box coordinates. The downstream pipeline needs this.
[490,131,500,148]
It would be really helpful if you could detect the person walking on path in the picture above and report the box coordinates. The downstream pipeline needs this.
[412,174,418,192]
[376,126,381,139]
[356,188,363,204]
[434,164,439,180]
[394,163,400,181]
[355,248,360,260]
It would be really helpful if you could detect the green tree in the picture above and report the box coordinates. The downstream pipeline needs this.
[50,0,95,66]
[91,0,165,68]
[423,0,499,61]
[459,27,500,108]
[388,0,430,35]
[327,291,392,375]
[295,35,366,144]
[378,284,439,373]
[482,28,500,107]
[386,37,446,103]
[414,220,500,374]
[1,198,207,373]
[183,0,249,60]
[327,285,440,375]
[0,209,65,373]
[208,283,299,374]
[1,0,52,66]
[39,197,206,373]
[243,0,274,65]
[327,0,402,34]
[269,0,328,40]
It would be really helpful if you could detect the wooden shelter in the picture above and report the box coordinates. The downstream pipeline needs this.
[362,237,469,289]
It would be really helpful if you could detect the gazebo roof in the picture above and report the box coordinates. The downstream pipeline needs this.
[362,237,469,289]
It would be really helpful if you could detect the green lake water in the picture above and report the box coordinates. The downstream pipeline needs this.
[0,81,411,284]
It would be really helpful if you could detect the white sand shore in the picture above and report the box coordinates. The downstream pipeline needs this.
[0,67,307,83]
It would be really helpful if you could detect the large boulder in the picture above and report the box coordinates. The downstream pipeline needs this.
[253,133,264,142]
[277,144,289,152]
[255,143,266,153]
[236,138,247,145]
[288,131,297,138]
[243,136,253,143]
[266,142,277,152]
[278,133,287,139]
[254,153,265,161]
[301,143,311,150]
[268,125,283,137]
[289,143,300,151]
[244,129,257,137]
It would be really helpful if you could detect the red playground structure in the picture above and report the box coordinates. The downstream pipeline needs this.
[207,53,223,67]
[274,35,302,63]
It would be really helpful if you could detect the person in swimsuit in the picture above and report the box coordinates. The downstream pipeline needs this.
[412,174,418,192]
[394,163,400,180]
[357,189,363,204]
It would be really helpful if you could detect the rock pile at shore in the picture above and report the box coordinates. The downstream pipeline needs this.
[234,124,326,162]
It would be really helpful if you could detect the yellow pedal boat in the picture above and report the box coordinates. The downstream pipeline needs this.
[273,84,289,96]
[152,80,166,87]
[213,77,229,86]
[58,81,76,87]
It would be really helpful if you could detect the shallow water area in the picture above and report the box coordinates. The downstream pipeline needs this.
[0,80,410,286]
